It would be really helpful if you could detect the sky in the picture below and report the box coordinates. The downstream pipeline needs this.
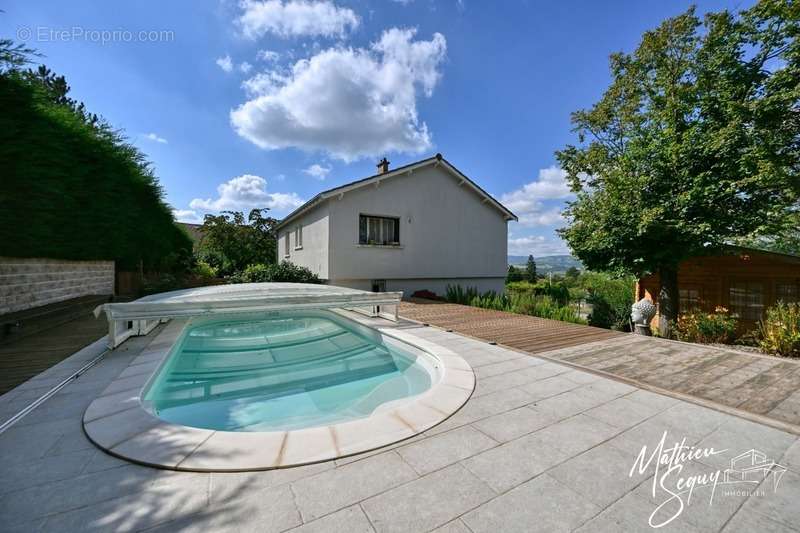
[2,0,754,257]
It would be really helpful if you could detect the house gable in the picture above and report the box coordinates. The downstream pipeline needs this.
[275,154,517,231]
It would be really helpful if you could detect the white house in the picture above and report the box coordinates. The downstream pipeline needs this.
[275,154,517,297]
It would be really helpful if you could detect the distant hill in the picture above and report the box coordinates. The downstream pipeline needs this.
[507,255,583,274]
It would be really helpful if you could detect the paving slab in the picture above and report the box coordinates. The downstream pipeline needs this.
[462,474,601,533]
[362,463,495,533]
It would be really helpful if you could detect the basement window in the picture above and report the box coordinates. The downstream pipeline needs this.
[359,215,400,246]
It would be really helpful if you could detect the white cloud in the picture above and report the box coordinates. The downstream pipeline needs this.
[142,132,168,144]
[189,174,304,213]
[257,49,281,62]
[508,235,569,256]
[238,0,360,39]
[500,166,573,227]
[303,163,331,180]
[173,209,203,223]
[216,54,234,72]
[239,61,253,73]
[231,28,447,162]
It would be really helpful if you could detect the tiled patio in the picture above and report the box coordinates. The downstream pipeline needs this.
[1,318,799,532]
[401,300,800,432]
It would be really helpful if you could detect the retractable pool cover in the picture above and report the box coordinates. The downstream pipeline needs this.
[94,283,403,348]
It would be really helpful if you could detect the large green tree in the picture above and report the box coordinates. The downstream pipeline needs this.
[0,50,192,271]
[196,209,279,276]
[557,1,800,335]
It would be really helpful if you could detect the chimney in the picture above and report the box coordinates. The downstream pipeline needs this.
[377,157,390,174]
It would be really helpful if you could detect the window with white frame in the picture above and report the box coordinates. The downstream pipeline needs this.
[294,225,303,249]
[284,233,290,257]
[359,215,400,245]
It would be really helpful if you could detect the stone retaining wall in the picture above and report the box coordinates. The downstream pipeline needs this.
[0,257,114,315]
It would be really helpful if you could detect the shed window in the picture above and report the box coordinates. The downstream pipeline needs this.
[776,282,799,304]
[679,288,701,311]
[359,215,399,245]
[729,281,764,320]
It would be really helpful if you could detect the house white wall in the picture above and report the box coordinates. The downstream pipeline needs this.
[276,163,510,297]
[328,164,508,295]
[276,203,330,280]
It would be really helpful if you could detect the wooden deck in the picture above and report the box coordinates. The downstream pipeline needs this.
[399,299,624,353]
[0,311,107,395]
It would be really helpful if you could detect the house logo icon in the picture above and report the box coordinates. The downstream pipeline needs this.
[722,449,787,491]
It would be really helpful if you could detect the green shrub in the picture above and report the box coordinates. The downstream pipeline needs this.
[580,272,635,331]
[506,265,525,283]
[674,307,738,344]
[758,303,800,357]
[229,261,322,284]
[446,284,584,324]
[445,285,479,305]
[192,260,218,280]
[505,281,534,292]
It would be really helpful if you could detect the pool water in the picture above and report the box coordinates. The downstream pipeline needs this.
[143,312,436,431]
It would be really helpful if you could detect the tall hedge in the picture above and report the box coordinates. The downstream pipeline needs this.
[0,72,191,270]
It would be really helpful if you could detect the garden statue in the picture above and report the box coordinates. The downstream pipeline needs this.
[631,298,657,336]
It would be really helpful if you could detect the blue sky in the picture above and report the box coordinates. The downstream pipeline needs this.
[2,0,753,257]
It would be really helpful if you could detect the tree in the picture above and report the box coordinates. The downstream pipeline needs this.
[23,65,99,126]
[565,266,580,280]
[0,63,192,271]
[737,210,800,256]
[556,2,800,336]
[525,255,537,282]
[0,38,38,72]
[196,209,278,276]
[506,265,525,283]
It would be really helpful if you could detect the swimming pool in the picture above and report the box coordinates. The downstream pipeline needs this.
[83,307,474,471]
[143,311,441,432]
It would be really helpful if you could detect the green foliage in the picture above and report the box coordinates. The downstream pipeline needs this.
[445,284,480,305]
[507,280,570,306]
[758,303,800,357]
[736,211,800,257]
[446,284,585,324]
[196,209,278,276]
[506,265,525,283]
[0,38,38,72]
[525,255,537,282]
[565,266,580,280]
[229,261,322,284]
[556,3,800,325]
[0,68,192,270]
[505,281,536,293]
[191,260,219,281]
[580,272,636,331]
[674,307,738,344]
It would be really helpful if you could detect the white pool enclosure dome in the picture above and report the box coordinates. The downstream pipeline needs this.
[95,283,403,348]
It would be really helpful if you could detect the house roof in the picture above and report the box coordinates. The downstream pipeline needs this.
[275,154,518,230]
[178,222,205,244]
